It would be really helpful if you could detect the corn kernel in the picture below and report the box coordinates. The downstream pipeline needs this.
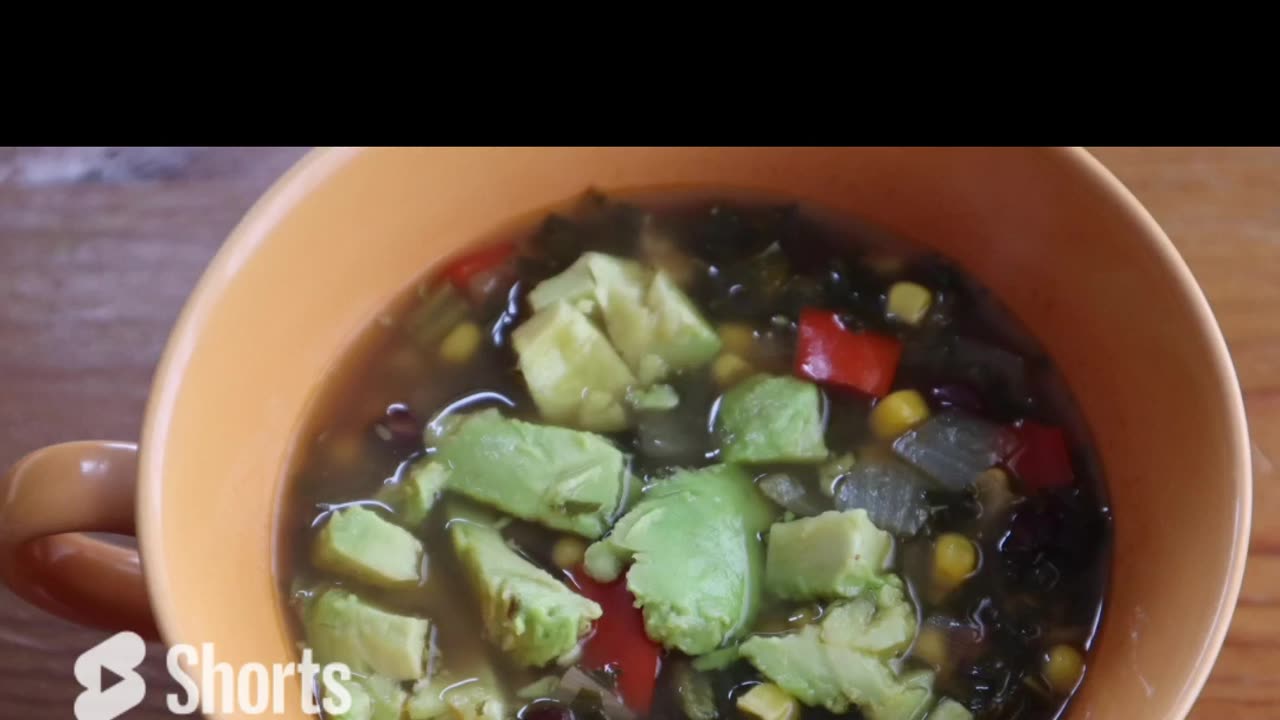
[1043,644,1085,694]
[737,682,799,720]
[933,533,979,589]
[718,323,757,356]
[869,389,931,440]
[439,322,483,364]
[551,536,587,569]
[913,625,948,668]
[712,353,755,388]
[886,281,933,326]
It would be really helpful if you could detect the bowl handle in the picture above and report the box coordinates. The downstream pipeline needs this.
[0,441,157,640]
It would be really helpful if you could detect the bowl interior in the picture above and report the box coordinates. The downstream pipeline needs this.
[139,147,1250,720]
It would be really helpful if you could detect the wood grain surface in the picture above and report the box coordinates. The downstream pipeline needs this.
[0,147,1275,719]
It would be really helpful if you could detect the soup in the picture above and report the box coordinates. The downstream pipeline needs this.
[280,192,1112,720]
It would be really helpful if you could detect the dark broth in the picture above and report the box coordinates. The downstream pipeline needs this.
[280,190,1111,720]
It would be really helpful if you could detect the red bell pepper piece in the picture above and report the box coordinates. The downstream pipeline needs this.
[794,309,903,397]
[440,241,517,301]
[568,567,662,715]
[1003,420,1074,491]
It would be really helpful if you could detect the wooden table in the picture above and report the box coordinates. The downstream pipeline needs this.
[0,147,1274,718]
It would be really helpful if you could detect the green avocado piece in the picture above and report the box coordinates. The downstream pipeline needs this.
[927,698,974,720]
[764,509,893,602]
[332,677,372,720]
[718,374,829,464]
[528,252,650,319]
[583,464,777,655]
[739,625,936,720]
[433,408,631,539]
[741,626,843,710]
[873,670,936,720]
[625,383,680,412]
[304,589,431,681]
[525,252,721,384]
[448,506,602,667]
[333,675,409,720]
[740,565,933,720]
[819,579,917,658]
[528,253,602,316]
[408,672,506,720]
[601,269,722,384]
[377,460,449,527]
[313,507,423,588]
[513,300,637,432]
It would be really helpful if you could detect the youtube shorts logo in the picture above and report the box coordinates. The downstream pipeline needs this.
[73,631,146,720]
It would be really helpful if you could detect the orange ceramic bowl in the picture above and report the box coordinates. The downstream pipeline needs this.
[0,148,1251,719]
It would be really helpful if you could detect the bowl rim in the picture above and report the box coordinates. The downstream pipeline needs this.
[136,146,1253,720]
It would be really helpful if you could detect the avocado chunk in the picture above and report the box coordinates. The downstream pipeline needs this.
[740,626,845,709]
[739,583,936,720]
[740,625,936,720]
[601,269,722,383]
[625,383,680,412]
[448,506,602,667]
[528,252,649,319]
[304,588,431,681]
[764,509,893,602]
[409,673,505,720]
[582,464,777,655]
[718,374,828,464]
[528,252,721,384]
[333,675,409,720]
[313,507,424,587]
[432,408,630,539]
[874,670,935,720]
[738,682,801,720]
[332,677,373,720]
[819,578,918,658]
[927,698,974,720]
[512,300,637,432]
[377,460,448,527]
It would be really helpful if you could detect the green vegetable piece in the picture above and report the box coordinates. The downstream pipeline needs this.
[674,662,720,720]
[583,464,777,655]
[409,669,505,720]
[332,677,372,720]
[874,670,935,720]
[927,698,974,720]
[312,507,423,587]
[602,270,722,384]
[433,409,631,539]
[626,383,680,412]
[740,626,845,710]
[740,626,936,720]
[529,252,638,317]
[304,589,431,681]
[335,675,409,720]
[434,678,505,720]
[718,374,828,464]
[449,508,602,667]
[377,460,449,526]
[820,579,918,658]
[740,572,935,720]
[407,682,447,720]
[525,252,721,384]
[513,301,637,432]
[764,509,893,602]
